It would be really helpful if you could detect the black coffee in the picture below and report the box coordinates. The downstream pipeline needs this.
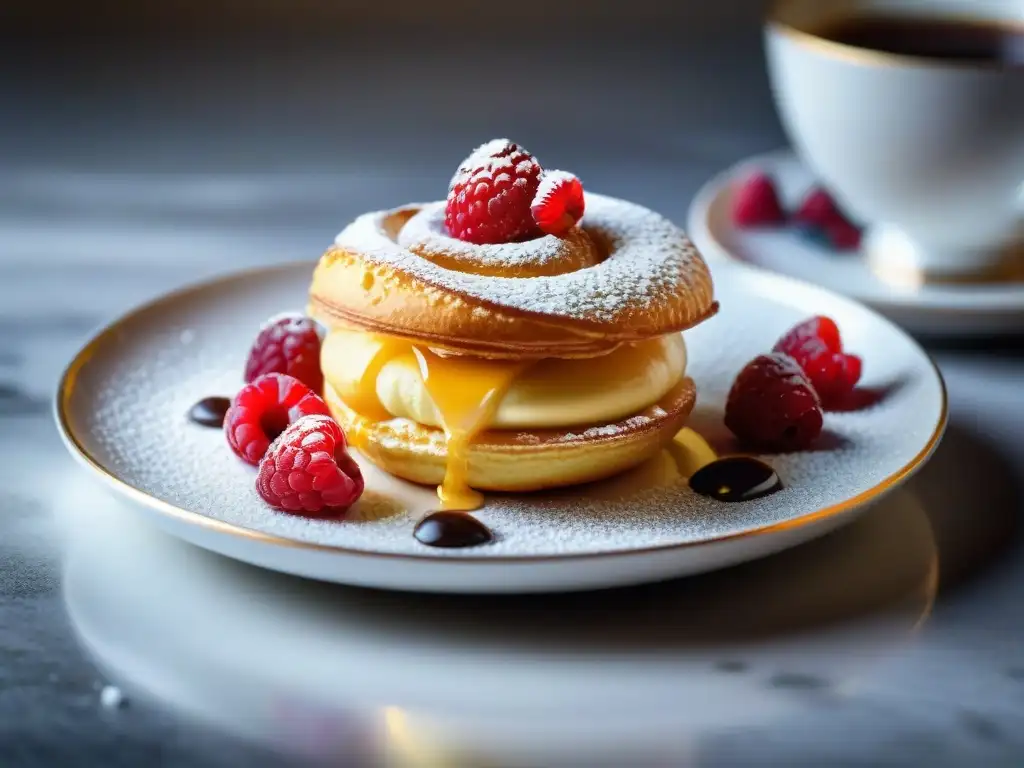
[817,15,1024,65]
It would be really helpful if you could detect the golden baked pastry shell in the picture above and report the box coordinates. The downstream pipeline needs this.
[324,377,697,493]
[309,201,718,360]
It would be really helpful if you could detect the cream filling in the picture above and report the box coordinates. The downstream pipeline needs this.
[322,331,687,431]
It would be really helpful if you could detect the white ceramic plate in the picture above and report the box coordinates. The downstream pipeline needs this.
[55,262,947,593]
[688,149,1024,337]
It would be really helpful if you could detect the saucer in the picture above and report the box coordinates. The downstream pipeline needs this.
[55,262,946,593]
[688,149,1024,337]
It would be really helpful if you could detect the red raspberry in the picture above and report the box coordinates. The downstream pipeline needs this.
[778,315,842,353]
[793,188,843,227]
[244,312,323,393]
[794,188,862,251]
[842,353,862,385]
[732,172,786,227]
[725,353,823,451]
[531,170,585,236]
[829,384,883,413]
[824,217,863,251]
[256,415,364,516]
[444,139,543,244]
[224,373,329,465]
[773,316,862,408]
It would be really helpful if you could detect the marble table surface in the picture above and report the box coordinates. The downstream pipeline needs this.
[2,32,1024,767]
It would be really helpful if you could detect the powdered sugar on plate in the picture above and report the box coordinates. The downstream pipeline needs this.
[336,192,709,325]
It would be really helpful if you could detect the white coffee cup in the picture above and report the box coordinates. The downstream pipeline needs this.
[765,0,1024,281]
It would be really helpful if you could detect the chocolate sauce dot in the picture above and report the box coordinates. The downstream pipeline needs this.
[689,457,782,503]
[413,512,493,549]
[188,396,231,428]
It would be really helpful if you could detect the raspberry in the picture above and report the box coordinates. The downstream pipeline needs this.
[842,353,862,385]
[777,315,842,353]
[773,316,862,408]
[829,385,882,413]
[725,353,823,451]
[795,222,833,250]
[793,188,843,227]
[732,172,786,227]
[824,217,863,251]
[244,312,323,393]
[531,170,585,236]
[224,373,330,465]
[444,138,543,244]
[257,415,364,516]
[794,188,862,251]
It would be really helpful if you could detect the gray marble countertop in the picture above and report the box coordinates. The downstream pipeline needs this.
[2,31,1023,767]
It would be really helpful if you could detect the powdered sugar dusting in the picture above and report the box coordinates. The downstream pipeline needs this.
[398,202,590,272]
[534,170,579,204]
[337,192,706,324]
[559,415,652,443]
[448,138,537,191]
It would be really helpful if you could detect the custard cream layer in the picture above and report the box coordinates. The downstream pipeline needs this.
[321,331,687,431]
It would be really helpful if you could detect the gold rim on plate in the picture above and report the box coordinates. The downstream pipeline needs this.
[54,263,949,564]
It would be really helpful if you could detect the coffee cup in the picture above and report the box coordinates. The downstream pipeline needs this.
[765,0,1024,282]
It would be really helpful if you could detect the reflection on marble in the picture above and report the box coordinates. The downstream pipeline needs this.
[59,464,937,766]
[42,416,1024,766]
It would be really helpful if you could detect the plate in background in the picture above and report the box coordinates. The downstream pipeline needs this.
[688,149,1024,337]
